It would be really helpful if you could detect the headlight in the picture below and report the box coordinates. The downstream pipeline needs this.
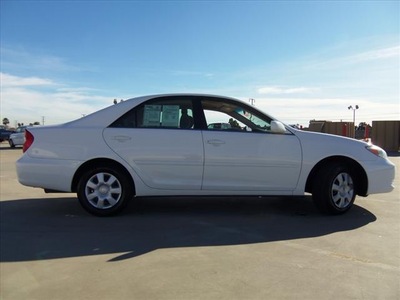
[366,145,387,159]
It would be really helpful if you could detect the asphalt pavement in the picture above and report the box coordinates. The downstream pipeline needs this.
[0,142,399,300]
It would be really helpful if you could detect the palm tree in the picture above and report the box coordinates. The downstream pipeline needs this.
[2,118,10,127]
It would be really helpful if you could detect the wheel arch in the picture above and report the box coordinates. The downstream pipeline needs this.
[9,139,15,147]
[305,156,368,196]
[71,158,136,194]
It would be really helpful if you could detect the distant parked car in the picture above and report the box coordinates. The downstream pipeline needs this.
[16,94,395,216]
[0,127,14,142]
[9,126,27,148]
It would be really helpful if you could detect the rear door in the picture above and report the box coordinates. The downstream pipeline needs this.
[103,96,204,190]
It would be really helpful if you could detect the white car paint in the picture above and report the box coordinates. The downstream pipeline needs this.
[9,126,27,147]
[16,94,395,216]
[292,129,395,195]
[103,128,204,190]
[201,130,301,191]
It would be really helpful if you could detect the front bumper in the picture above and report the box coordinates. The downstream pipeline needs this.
[364,157,396,195]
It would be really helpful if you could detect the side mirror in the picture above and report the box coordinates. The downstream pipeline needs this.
[271,121,286,134]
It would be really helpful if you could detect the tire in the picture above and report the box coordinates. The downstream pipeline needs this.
[312,162,356,215]
[9,139,15,148]
[77,166,134,216]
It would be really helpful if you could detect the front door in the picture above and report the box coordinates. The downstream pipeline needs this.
[202,130,301,191]
[199,97,302,192]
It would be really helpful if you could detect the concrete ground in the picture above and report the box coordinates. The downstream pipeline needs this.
[0,142,399,300]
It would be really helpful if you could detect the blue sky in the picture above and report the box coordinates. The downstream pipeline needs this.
[1,0,399,126]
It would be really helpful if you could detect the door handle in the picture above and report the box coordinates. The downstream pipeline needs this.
[207,139,225,146]
[112,136,132,142]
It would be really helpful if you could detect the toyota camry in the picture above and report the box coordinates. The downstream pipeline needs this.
[16,94,395,216]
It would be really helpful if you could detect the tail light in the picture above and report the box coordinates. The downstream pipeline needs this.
[23,130,34,153]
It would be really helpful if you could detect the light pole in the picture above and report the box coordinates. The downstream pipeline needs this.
[348,105,359,138]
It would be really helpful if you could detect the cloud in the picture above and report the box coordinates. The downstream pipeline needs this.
[170,70,214,78]
[1,46,88,73]
[1,39,398,128]
[304,44,400,72]
[1,73,113,126]
[350,45,400,62]
[1,72,56,87]
[248,42,399,126]
[251,97,400,126]
[257,86,318,95]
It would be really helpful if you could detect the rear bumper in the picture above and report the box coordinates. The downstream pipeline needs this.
[16,155,81,192]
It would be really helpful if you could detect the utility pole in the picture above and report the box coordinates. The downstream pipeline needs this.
[348,105,359,138]
[42,116,45,125]
[249,98,255,106]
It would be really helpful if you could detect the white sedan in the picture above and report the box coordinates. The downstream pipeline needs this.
[16,94,395,216]
[9,126,28,148]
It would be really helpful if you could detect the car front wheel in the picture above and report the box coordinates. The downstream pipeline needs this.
[312,163,356,214]
[9,139,15,148]
[77,166,133,216]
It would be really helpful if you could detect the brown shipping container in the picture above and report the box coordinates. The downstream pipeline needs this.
[371,121,400,152]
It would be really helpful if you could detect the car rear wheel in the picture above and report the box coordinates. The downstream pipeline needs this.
[312,162,356,214]
[77,166,133,216]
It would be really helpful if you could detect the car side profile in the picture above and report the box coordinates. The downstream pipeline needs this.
[9,126,28,148]
[16,94,395,216]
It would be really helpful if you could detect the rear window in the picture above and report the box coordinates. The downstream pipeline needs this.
[110,97,194,129]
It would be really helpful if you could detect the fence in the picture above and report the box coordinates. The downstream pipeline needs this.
[306,121,354,138]
[305,120,399,152]
[371,121,400,152]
